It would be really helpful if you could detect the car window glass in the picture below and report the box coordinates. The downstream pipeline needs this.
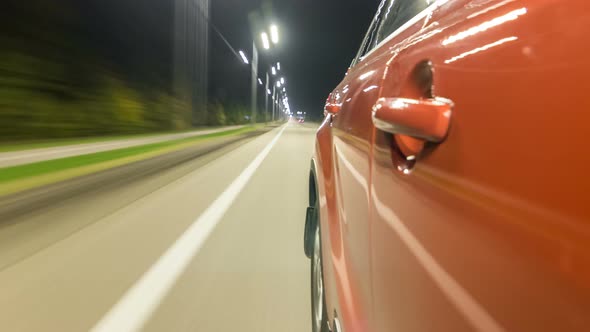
[376,0,431,44]
[351,0,388,66]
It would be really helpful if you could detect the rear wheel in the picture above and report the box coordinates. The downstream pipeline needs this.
[311,223,329,332]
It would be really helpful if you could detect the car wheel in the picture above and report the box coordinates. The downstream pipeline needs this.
[311,223,329,332]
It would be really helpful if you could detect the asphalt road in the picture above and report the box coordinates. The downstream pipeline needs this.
[0,125,245,168]
[0,122,315,332]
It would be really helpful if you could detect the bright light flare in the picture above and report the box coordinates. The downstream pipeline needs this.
[261,32,270,50]
[442,8,526,46]
[444,36,518,64]
[270,25,279,44]
[238,50,249,64]
[258,78,263,85]
[276,81,281,88]
[271,66,277,75]
[280,77,285,85]
[277,62,281,70]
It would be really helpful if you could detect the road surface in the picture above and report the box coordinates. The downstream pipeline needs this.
[0,125,245,168]
[0,122,315,332]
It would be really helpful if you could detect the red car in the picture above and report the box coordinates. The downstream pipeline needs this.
[304,0,590,331]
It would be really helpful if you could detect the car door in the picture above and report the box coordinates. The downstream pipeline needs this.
[323,2,388,330]
[369,0,590,331]
[324,0,440,329]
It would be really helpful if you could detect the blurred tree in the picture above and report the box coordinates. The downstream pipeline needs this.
[207,101,227,126]
[0,0,197,140]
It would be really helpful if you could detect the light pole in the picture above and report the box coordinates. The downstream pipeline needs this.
[272,84,276,122]
[265,65,278,122]
[258,26,279,123]
[250,31,270,124]
[266,64,276,122]
[274,80,282,122]
[244,25,284,124]
[265,72,269,123]
[237,21,292,125]
[250,43,258,124]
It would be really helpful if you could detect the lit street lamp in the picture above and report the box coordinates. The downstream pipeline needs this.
[261,32,270,50]
[239,50,249,64]
[270,24,279,44]
[250,24,283,123]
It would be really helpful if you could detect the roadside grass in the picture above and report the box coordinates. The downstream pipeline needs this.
[0,126,257,196]
[0,126,243,153]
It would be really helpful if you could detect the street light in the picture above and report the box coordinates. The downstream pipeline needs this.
[239,50,249,64]
[276,81,281,88]
[256,25,281,123]
[261,32,270,50]
[270,24,279,44]
[258,78,263,85]
[280,77,285,85]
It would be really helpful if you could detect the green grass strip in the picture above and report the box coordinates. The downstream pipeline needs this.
[0,126,256,195]
[0,126,241,153]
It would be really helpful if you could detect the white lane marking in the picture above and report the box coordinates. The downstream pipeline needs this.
[371,185,506,332]
[90,124,288,332]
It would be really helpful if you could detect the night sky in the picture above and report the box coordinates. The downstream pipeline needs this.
[212,0,381,118]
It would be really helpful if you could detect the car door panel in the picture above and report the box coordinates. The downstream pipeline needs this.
[328,52,387,331]
[324,1,447,330]
[370,0,590,331]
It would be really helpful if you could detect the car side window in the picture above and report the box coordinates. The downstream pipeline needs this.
[375,0,431,44]
[350,0,388,67]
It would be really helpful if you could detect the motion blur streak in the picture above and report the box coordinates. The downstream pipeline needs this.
[442,7,527,45]
[0,122,314,331]
[444,37,518,64]
[0,126,244,168]
[0,0,216,140]
[91,125,287,332]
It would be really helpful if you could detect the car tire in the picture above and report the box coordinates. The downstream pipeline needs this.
[311,222,330,332]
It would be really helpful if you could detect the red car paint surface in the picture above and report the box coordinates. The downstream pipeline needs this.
[311,0,590,331]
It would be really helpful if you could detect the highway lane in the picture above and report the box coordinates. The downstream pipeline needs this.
[0,122,315,332]
[0,125,245,168]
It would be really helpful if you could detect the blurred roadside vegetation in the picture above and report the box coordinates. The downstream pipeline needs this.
[0,0,253,142]
[0,126,258,196]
